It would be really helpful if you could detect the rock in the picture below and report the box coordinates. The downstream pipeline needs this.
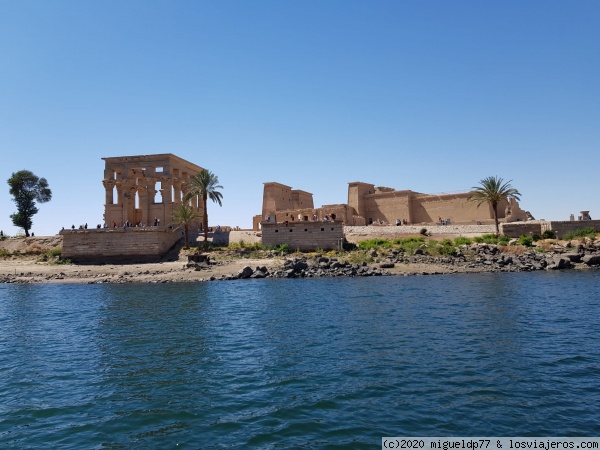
[380,262,395,268]
[548,256,572,270]
[563,252,582,263]
[293,261,308,271]
[237,266,254,279]
[582,254,600,266]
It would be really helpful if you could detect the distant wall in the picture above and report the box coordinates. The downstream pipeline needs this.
[548,220,600,239]
[61,227,183,263]
[499,220,600,238]
[261,221,344,251]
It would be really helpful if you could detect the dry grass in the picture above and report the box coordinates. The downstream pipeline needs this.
[498,245,526,255]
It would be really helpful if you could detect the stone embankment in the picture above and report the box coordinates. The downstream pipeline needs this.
[344,224,496,242]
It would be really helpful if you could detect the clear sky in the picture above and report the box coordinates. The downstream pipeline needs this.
[1,1,598,236]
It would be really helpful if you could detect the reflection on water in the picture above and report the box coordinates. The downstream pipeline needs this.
[1,271,600,448]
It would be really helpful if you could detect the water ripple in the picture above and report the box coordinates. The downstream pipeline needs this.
[1,272,600,447]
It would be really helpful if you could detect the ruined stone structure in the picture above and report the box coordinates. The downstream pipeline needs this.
[62,153,205,264]
[254,181,530,230]
[262,221,344,251]
[102,154,204,227]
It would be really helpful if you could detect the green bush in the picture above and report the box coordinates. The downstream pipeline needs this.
[562,227,597,241]
[518,235,533,246]
[474,234,498,244]
[0,249,10,257]
[542,230,556,239]
[274,243,291,254]
[392,237,426,255]
[357,238,392,250]
[453,237,472,246]
[432,239,457,256]
[473,234,510,245]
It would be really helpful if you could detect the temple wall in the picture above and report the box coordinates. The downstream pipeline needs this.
[410,194,506,224]
[61,228,183,264]
[259,181,530,229]
[261,221,344,251]
[291,190,314,210]
[262,182,295,219]
[361,193,411,225]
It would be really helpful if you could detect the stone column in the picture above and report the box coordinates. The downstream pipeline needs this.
[173,181,182,205]
[102,180,114,205]
[139,185,149,226]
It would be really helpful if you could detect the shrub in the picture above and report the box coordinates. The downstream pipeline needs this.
[357,238,392,250]
[0,249,10,257]
[433,239,457,256]
[542,230,556,239]
[46,247,62,258]
[453,237,472,246]
[474,234,498,244]
[518,235,533,246]
[392,236,426,255]
[344,251,374,264]
[419,228,428,236]
[274,243,291,254]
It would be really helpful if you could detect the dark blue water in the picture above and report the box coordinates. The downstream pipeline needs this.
[1,272,600,448]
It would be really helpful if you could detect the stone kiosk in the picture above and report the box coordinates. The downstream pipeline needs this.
[62,153,204,264]
[102,154,204,228]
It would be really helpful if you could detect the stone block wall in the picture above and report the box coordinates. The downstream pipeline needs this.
[61,227,183,264]
[500,222,544,237]
[548,220,600,239]
[261,221,344,251]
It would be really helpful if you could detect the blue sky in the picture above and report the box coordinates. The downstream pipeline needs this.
[1,1,598,235]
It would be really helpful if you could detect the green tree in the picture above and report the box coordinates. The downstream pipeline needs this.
[184,169,223,248]
[7,170,52,237]
[469,176,521,236]
[171,204,200,248]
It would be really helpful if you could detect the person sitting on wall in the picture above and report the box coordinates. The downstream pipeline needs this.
[396,219,401,226]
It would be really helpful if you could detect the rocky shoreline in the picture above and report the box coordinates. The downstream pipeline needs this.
[218,239,600,281]
[1,237,599,284]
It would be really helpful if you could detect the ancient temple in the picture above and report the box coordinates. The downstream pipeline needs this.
[102,154,204,227]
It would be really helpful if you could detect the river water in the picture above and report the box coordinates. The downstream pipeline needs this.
[1,272,599,448]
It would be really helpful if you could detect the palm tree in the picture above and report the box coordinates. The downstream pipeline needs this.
[184,169,223,248]
[469,176,521,236]
[171,204,200,248]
